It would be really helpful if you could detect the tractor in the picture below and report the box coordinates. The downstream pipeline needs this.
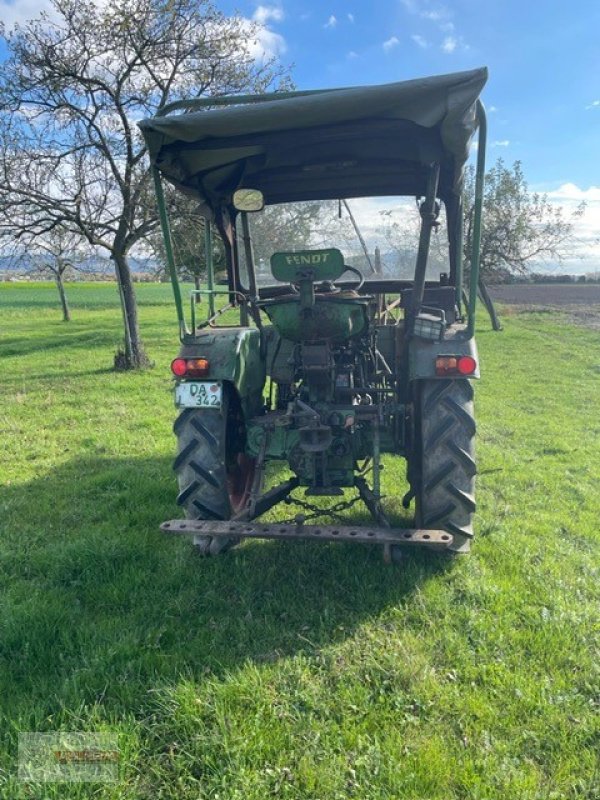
[139,67,488,562]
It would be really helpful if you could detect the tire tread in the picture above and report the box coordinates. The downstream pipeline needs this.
[416,378,476,551]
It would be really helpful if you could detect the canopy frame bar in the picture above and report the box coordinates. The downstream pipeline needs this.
[467,100,487,335]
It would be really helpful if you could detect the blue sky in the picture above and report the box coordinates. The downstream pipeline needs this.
[1,0,598,267]
[216,0,600,268]
[221,0,600,188]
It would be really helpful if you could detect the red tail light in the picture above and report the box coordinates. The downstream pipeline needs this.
[457,356,477,375]
[171,358,187,377]
[171,358,210,378]
[435,355,477,376]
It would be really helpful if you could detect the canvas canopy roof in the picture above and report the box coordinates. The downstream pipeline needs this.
[139,67,487,213]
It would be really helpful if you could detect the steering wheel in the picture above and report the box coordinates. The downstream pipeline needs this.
[337,265,365,291]
[287,264,365,294]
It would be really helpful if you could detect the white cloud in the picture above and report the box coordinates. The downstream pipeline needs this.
[243,25,286,61]
[0,0,111,28]
[441,35,457,53]
[348,13,355,23]
[347,50,359,59]
[0,0,50,27]
[335,196,422,256]
[404,3,454,26]
[488,105,498,113]
[585,100,600,110]
[383,36,400,52]
[324,14,337,28]
[341,183,600,273]
[411,34,428,48]
[401,3,468,52]
[542,183,600,269]
[240,12,287,63]
[548,183,600,202]
[1,1,286,60]
[242,5,286,62]
[492,139,510,147]
[421,9,448,22]
[253,5,284,25]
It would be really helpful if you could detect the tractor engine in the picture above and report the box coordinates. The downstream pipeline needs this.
[248,334,378,494]
[248,248,386,495]
[284,338,375,493]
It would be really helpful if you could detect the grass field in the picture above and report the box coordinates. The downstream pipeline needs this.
[1,281,599,799]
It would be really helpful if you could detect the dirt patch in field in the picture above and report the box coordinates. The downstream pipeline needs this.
[488,284,600,330]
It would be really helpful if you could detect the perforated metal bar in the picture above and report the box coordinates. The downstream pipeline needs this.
[160,519,453,549]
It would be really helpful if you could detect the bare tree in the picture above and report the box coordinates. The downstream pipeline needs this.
[26,227,90,321]
[464,159,585,329]
[238,200,361,282]
[149,193,226,289]
[0,0,290,367]
[379,202,450,279]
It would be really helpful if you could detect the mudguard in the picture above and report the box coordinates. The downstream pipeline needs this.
[178,327,265,418]
[409,328,480,381]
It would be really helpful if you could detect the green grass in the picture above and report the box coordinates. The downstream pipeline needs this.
[0,282,599,799]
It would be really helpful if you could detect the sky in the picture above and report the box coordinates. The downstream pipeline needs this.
[221,0,600,271]
[1,0,599,270]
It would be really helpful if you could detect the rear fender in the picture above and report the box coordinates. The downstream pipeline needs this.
[409,332,480,381]
[177,327,265,418]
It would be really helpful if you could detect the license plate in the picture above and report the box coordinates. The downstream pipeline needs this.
[175,381,222,409]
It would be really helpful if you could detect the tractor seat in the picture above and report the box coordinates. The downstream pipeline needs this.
[258,247,372,342]
[259,290,371,343]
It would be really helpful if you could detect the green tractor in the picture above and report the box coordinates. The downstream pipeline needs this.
[139,67,488,561]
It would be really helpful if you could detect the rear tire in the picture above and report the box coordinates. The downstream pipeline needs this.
[415,379,476,553]
[173,387,255,556]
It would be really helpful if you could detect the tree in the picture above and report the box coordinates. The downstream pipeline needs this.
[463,159,585,329]
[237,200,358,283]
[250,201,328,264]
[380,202,450,279]
[26,227,90,321]
[150,193,226,289]
[0,0,289,367]
[3,224,91,321]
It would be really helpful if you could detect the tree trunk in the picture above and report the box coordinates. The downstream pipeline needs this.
[194,275,201,291]
[478,278,503,331]
[55,273,71,322]
[112,250,151,369]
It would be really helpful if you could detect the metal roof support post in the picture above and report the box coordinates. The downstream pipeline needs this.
[467,100,487,337]
[240,212,258,301]
[152,167,187,338]
[239,211,264,332]
[204,220,215,318]
[455,197,464,314]
[409,162,441,321]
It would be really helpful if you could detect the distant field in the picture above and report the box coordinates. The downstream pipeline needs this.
[489,283,600,329]
[0,280,180,310]
[489,282,600,306]
[1,282,599,799]
[5,278,599,309]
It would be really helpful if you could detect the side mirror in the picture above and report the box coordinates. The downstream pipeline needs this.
[233,188,264,212]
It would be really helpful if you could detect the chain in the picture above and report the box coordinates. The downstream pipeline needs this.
[280,493,363,524]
